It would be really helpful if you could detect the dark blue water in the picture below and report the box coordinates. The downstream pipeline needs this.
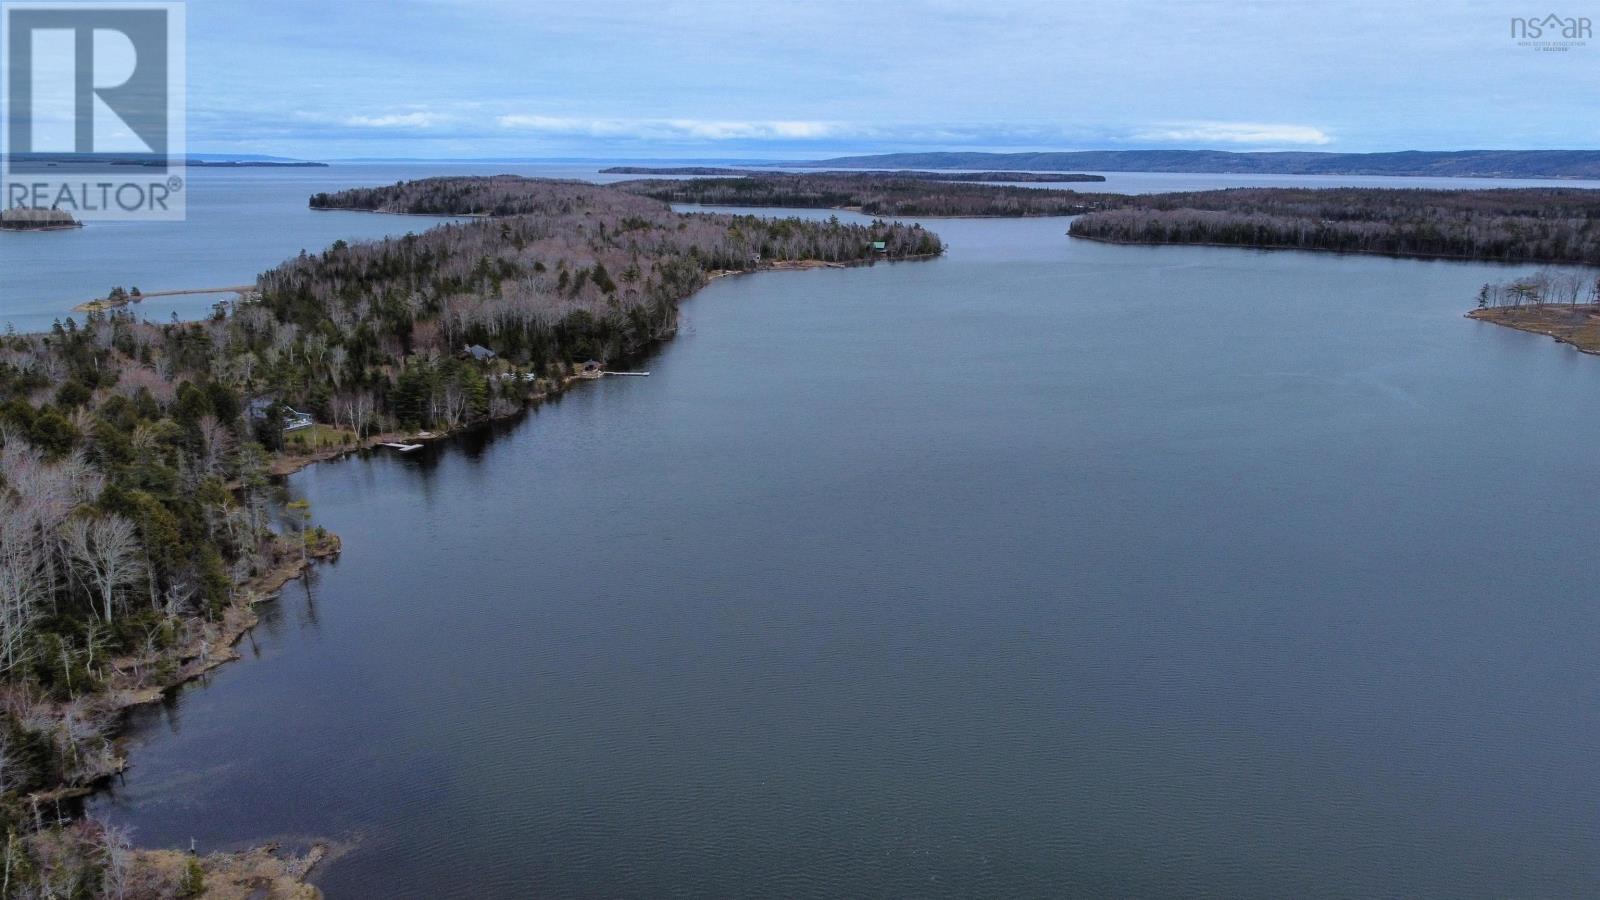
[84,204,1600,897]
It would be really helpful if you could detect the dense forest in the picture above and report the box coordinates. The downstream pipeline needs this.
[0,177,940,893]
[611,174,1118,216]
[0,309,333,894]
[1067,188,1600,265]
[599,167,1107,182]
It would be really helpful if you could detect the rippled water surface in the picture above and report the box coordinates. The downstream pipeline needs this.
[60,176,1600,898]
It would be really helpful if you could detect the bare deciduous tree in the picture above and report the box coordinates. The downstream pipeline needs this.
[62,516,142,626]
[195,414,235,476]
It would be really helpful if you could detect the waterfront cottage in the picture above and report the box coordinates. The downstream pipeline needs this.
[246,397,314,431]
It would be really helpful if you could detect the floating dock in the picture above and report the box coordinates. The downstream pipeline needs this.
[381,442,424,452]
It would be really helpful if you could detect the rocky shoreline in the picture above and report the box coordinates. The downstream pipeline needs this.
[57,249,920,895]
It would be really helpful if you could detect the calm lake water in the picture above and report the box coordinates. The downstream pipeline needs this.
[68,171,1600,897]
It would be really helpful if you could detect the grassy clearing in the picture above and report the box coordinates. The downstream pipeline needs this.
[283,424,358,451]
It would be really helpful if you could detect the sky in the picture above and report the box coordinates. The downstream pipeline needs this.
[173,0,1598,159]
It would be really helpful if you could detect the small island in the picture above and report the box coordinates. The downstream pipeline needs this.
[0,206,82,231]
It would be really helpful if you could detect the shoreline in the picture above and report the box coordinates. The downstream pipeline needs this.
[73,284,258,313]
[1064,231,1588,267]
[39,532,343,807]
[673,201,1086,219]
[263,253,937,477]
[0,223,84,232]
[309,206,482,218]
[28,534,343,896]
[85,252,926,872]
[1467,304,1600,355]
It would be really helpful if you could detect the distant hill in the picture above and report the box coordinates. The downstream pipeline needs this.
[600,166,1105,182]
[795,150,1600,180]
[6,153,327,168]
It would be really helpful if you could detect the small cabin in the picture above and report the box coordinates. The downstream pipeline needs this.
[246,397,313,432]
[464,343,497,361]
[871,240,887,253]
[580,359,604,379]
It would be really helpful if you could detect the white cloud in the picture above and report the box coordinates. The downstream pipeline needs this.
[343,112,449,129]
[1132,121,1332,146]
[496,115,844,141]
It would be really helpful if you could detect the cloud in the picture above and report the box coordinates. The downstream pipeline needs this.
[342,112,450,129]
[204,106,1342,157]
[1131,121,1332,146]
[496,115,845,142]
[492,115,1333,151]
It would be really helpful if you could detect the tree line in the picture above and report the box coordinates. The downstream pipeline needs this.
[1475,269,1600,308]
[0,208,81,231]
[610,174,1121,217]
[1066,187,1600,265]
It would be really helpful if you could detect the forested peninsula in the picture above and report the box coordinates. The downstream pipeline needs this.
[0,177,939,895]
[612,173,1118,216]
[611,177,1600,267]
[1066,188,1600,265]
[605,174,1600,359]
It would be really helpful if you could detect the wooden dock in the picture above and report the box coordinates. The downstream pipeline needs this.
[603,371,650,377]
[381,442,424,452]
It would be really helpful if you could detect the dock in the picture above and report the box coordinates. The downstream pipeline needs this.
[603,371,650,376]
[381,442,424,452]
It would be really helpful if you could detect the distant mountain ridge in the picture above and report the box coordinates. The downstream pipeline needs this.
[794,150,1600,179]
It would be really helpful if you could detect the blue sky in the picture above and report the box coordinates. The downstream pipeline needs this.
[182,0,1597,159]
